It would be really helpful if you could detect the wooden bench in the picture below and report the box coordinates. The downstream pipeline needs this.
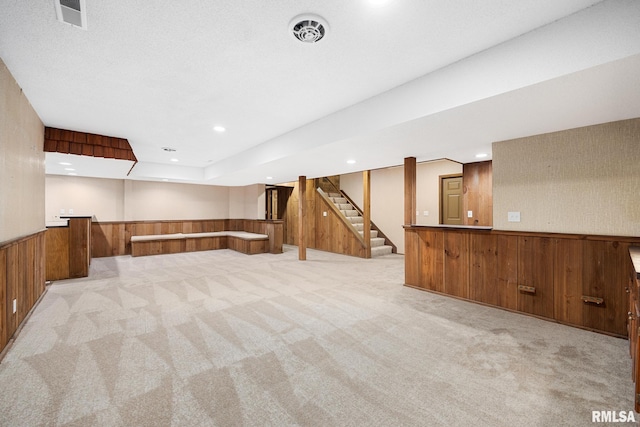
[130,231,270,257]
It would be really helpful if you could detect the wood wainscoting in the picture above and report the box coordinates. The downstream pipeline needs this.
[404,225,640,337]
[92,219,283,258]
[0,230,46,355]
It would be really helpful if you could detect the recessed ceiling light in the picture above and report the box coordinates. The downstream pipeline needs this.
[67,172,77,176]
[162,179,169,182]
[64,167,75,171]
[170,158,179,162]
[266,176,273,180]
[213,125,226,133]
[475,153,488,158]
[347,159,356,164]
[59,162,72,166]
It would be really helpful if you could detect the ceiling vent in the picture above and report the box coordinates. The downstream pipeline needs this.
[289,14,328,44]
[54,0,87,30]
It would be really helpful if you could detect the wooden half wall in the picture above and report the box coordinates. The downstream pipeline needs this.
[91,219,283,257]
[0,231,46,355]
[404,225,640,337]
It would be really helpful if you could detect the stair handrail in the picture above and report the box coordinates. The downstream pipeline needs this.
[316,188,366,247]
[320,177,397,254]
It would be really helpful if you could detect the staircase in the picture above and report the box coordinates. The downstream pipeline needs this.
[326,192,394,257]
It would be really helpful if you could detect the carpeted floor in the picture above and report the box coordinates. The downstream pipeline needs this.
[0,246,635,426]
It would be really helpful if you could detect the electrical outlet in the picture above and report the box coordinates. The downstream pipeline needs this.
[508,211,521,222]
[60,208,65,214]
[69,208,74,214]
[12,299,16,314]
[323,211,327,217]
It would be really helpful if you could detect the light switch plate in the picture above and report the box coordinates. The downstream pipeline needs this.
[467,210,473,218]
[323,211,327,217]
[508,211,521,222]
[69,208,74,214]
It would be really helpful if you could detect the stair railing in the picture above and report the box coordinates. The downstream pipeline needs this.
[316,187,366,247]
[320,177,398,254]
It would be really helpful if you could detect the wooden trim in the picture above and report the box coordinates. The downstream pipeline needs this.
[363,170,371,259]
[298,176,306,260]
[404,157,416,225]
[403,225,640,242]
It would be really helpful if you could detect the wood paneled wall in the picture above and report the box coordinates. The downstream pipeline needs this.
[463,161,492,226]
[45,217,92,281]
[0,231,46,355]
[92,219,283,257]
[405,226,640,337]
[283,179,367,258]
[44,127,137,161]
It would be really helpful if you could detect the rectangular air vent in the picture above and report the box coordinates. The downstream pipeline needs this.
[54,0,87,30]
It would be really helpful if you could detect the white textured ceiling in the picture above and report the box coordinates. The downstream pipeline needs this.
[2,0,640,185]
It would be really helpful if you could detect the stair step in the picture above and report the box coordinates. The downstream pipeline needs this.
[343,210,359,217]
[353,223,364,231]
[328,192,341,198]
[358,230,378,238]
[332,198,348,204]
[370,237,386,247]
[348,216,364,224]
[335,203,352,210]
[371,245,393,257]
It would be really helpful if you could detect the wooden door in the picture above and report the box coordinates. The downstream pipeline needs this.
[441,176,463,225]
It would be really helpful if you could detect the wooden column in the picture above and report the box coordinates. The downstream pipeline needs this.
[298,176,306,260]
[404,157,416,225]
[363,170,371,259]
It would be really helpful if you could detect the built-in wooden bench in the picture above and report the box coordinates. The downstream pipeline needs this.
[130,231,270,257]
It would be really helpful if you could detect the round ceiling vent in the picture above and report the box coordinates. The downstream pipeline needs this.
[289,14,328,44]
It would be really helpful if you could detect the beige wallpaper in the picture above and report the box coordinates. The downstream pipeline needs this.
[341,159,462,253]
[0,59,45,242]
[493,118,640,236]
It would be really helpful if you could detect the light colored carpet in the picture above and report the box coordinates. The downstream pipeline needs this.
[0,246,634,426]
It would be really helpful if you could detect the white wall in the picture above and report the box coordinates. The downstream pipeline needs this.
[46,176,265,222]
[229,184,266,219]
[0,59,44,241]
[46,175,124,222]
[341,159,462,253]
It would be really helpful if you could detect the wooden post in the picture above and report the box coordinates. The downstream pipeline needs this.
[298,176,306,260]
[363,170,371,259]
[404,157,416,225]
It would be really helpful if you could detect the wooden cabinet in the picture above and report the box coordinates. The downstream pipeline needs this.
[405,226,639,337]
